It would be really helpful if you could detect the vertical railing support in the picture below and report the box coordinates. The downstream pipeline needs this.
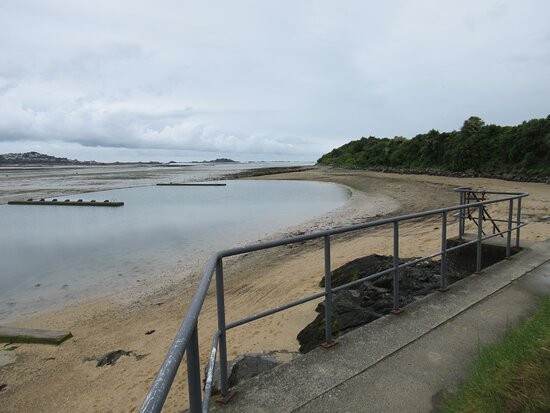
[391,222,402,313]
[476,205,483,273]
[322,235,334,347]
[215,258,230,398]
[439,212,448,291]
[506,199,513,258]
[187,325,202,413]
[458,191,465,239]
[516,197,522,248]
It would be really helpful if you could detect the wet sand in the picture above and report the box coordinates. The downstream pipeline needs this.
[0,167,548,412]
[0,163,307,205]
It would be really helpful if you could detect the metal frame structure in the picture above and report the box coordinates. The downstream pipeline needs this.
[140,187,528,413]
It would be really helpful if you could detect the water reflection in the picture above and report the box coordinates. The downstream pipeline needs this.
[0,180,348,320]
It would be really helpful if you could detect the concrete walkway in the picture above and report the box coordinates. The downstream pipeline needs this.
[212,240,550,413]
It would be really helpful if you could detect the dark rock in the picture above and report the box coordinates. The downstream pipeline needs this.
[229,354,280,385]
[319,254,393,288]
[96,350,132,367]
[297,313,326,354]
[299,254,443,353]
[316,289,365,313]
[0,383,6,392]
[298,290,383,353]
[372,298,393,312]
[205,352,287,394]
[145,330,156,335]
[94,349,148,366]
[372,275,393,289]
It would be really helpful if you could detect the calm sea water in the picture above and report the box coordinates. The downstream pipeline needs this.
[0,180,348,321]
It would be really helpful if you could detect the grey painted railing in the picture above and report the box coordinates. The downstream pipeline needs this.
[140,187,528,413]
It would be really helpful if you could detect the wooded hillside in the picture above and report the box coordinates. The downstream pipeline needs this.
[318,116,550,177]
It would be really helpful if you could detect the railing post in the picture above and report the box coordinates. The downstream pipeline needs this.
[323,235,334,346]
[215,258,230,398]
[516,197,522,248]
[391,222,402,313]
[476,205,483,273]
[439,212,448,291]
[506,199,514,258]
[186,325,202,413]
[458,191,465,239]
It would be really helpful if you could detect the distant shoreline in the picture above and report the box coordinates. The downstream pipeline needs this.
[0,151,309,167]
[0,162,311,205]
[323,165,550,184]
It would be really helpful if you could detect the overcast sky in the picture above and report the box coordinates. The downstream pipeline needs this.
[1,1,549,162]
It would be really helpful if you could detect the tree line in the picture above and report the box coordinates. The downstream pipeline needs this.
[317,116,550,177]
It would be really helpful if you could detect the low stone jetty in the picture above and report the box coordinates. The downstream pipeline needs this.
[8,199,124,207]
[156,182,226,186]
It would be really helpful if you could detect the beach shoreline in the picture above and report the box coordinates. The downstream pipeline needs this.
[1,167,548,412]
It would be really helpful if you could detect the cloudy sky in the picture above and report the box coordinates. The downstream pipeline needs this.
[1,1,549,162]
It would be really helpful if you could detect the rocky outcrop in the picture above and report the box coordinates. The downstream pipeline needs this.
[298,255,444,353]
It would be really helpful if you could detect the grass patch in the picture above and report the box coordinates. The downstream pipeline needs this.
[444,297,550,413]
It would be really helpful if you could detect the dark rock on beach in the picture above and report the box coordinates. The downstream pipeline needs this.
[96,350,132,367]
[205,352,293,394]
[94,349,149,367]
[298,254,444,353]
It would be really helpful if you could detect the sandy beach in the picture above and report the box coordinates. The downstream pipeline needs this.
[1,167,549,413]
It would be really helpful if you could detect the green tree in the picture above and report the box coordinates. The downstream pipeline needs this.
[461,116,485,136]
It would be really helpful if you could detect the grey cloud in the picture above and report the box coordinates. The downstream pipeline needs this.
[0,1,549,161]
[0,101,310,155]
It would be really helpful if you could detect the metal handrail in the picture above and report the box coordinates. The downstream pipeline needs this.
[140,187,528,413]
